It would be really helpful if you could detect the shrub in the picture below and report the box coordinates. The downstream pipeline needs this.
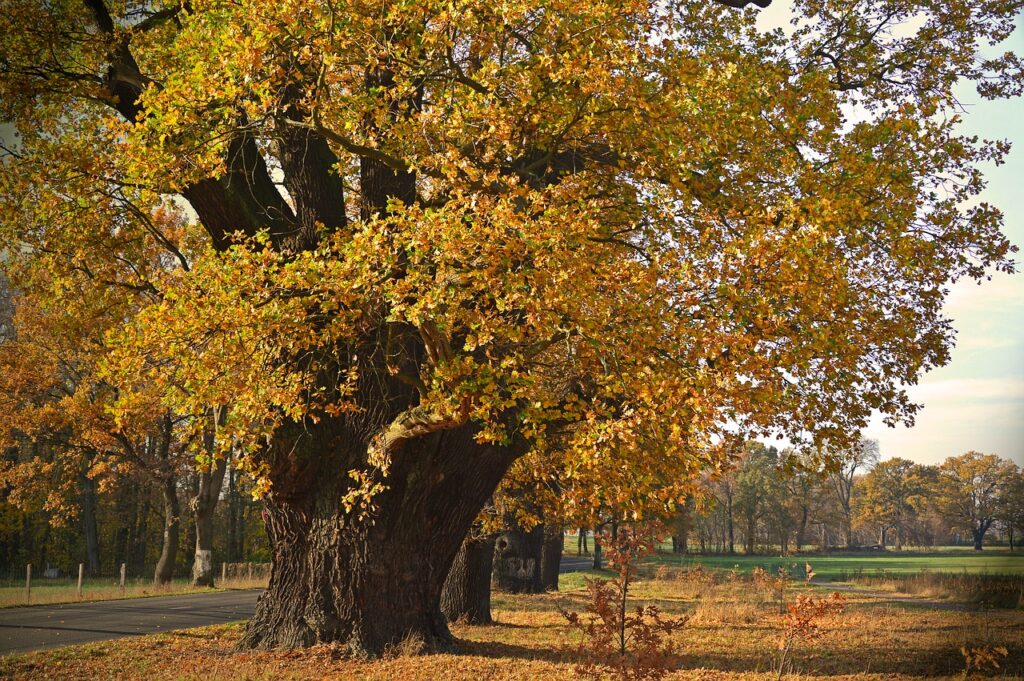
[774,592,846,680]
[960,644,1009,680]
[561,524,689,680]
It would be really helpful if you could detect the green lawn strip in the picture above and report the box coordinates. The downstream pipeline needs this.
[640,551,1024,580]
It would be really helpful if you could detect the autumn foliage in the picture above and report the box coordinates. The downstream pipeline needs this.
[562,525,688,680]
[1,0,1022,654]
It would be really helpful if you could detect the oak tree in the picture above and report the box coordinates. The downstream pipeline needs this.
[1,0,1020,656]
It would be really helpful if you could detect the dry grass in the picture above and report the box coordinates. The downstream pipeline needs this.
[0,576,269,608]
[841,571,1024,609]
[1,573,1021,680]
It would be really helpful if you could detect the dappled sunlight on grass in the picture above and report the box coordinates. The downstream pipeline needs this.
[1,570,1020,680]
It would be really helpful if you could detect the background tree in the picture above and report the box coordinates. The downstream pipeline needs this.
[995,464,1024,551]
[934,452,1017,551]
[854,457,925,549]
[827,439,880,549]
[734,443,780,554]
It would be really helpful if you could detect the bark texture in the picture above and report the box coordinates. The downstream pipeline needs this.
[540,524,563,592]
[440,533,496,625]
[154,474,180,585]
[238,423,521,655]
[492,525,544,594]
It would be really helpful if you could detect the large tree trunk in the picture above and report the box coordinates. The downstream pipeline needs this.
[238,424,520,656]
[492,524,544,594]
[540,524,563,591]
[154,474,181,585]
[440,534,496,625]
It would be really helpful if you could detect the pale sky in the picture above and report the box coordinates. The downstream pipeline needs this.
[859,31,1024,467]
[752,6,1024,467]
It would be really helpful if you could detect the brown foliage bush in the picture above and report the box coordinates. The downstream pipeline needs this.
[561,524,689,680]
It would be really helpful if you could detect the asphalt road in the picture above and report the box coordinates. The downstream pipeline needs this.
[0,556,596,656]
[0,589,262,655]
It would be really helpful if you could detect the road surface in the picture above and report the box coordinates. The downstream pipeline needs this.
[0,589,262,655]
[0,556,595,655]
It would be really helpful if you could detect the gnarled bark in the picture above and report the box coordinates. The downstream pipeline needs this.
[238,423,520,656]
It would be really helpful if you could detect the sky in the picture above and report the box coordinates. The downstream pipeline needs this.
[753,6,1024,466]
[860,23,1024,467]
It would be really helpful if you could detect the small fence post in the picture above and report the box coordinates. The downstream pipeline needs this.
[221,561,227,585]
[77,563,84,598]
[247,562,253,581]
[119,563,126,594]
[25,563,31,605]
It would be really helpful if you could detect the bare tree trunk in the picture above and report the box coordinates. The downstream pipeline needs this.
[190,410,228,587]
[972,522,991,551]
[238,423,523,656]
[191,456,228,587]
[79,473,101,576]
[492,525,544,594]
[440,533,495,624]
[154,415,180,586]
[540,524,563,591]
[154,474,180,585]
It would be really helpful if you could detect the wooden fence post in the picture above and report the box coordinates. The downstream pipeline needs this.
[119,563,126,594]
[25,564,31,605]
[221,561,227,585]
[77,563,84,598]
[247,562,253,581]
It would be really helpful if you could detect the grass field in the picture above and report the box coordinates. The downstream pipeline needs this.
[2,566,1020,680]
[564,535,1024,579]
[646,552,1024,580]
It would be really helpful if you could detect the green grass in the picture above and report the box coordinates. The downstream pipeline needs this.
[648,552,1024,580]
[562,534,1024,580]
